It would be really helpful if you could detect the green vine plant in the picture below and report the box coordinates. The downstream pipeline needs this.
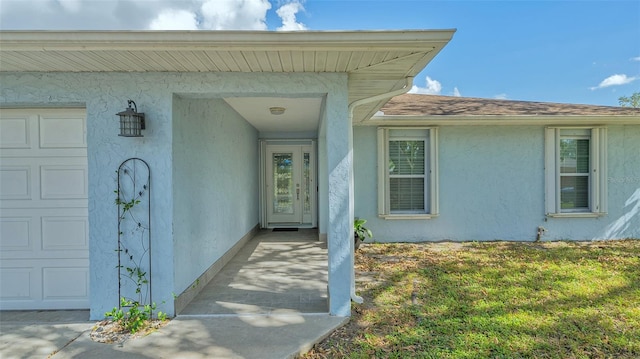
[114,186,149,304]
[105,298,166,334]
[107,167,167,334]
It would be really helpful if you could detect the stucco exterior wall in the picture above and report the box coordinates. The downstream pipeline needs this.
[1,72,177,319]
[172,97,258,295]
[354,124,640,242]
[597,125,640,239]
[1,71,350,318]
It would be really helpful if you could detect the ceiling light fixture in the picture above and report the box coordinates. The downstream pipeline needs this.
[269,106,286,115]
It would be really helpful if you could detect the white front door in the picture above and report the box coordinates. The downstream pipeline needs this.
[266,145,315,226]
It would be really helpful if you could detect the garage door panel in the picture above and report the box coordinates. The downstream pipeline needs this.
[2,206,88,216]
[1,209,87,258]
[0,108,88,310]
[41,216,88,250]
[40,165,88,199]
[43,266,89,300]
[1,250,89,260]
[0,115,32,149]
[0,217,32,251]
[0,267,37,302]
[1,199,87,210]
[0,261,89,310]
[0,148,87,158]
[1,157,88,205]
[0,166,32,200]
[39,115,86,148]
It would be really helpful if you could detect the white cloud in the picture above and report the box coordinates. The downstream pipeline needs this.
[408,76,442,95]
[631,56,640,62]
[0,0,125,29]
[0,0,278,30]
[452,87,461,97]
[200,0,271,30]
[149,9,198,30]
[58,0,82,13]
[494,93,508,100]
[276,1,307,31]
[590,74,638,90]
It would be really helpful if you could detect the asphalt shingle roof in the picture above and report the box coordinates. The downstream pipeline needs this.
[380,94,640,116]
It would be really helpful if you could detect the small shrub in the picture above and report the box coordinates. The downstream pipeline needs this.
[105,297,160,334]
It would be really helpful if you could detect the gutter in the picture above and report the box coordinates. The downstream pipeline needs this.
[346,76,414,304]
[348,76,415,121]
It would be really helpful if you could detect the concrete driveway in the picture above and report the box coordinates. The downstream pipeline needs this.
[0,310,92,359]
[1,310,346,359]
[1,231,346,358]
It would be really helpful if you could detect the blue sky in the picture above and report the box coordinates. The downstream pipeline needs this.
[1,0,638,106]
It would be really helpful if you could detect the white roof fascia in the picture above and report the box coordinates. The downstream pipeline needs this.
[363,115,640,126]
[0,30,456,52]
[0,30,456,124]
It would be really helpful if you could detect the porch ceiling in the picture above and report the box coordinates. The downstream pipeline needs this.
[0,30,455,123]
[223,96,322,133]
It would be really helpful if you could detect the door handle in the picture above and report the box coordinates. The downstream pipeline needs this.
[296,188,300,200]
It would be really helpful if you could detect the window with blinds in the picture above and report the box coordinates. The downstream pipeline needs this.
[544,127,607,217]
[378,128,439,218]
[559,136,590,210]
[389,140,426,211]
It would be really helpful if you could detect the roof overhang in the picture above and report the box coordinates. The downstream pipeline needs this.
[366,115,640,126]
[0,30,456,123]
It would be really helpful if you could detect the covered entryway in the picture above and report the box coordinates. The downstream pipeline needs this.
[0,108,89,310]
[223,96,322,229]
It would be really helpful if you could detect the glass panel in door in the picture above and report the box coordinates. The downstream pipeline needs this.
[301,148,314,225]
[273,153,294,214]
[303,152,311,215]
[267,147,301,224]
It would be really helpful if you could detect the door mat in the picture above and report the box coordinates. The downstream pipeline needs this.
[272,228,299,232]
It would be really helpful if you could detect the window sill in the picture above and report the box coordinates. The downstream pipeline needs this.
[379,214,438,220]
[546,212,607,218]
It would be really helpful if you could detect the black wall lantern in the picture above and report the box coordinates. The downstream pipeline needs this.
[117,100,145,137]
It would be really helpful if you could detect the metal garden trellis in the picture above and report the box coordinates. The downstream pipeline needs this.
[116,158,152,312]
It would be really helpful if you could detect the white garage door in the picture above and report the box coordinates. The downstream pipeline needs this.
[0,108,89,310]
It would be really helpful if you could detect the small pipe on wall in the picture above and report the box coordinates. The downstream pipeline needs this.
[536,226,547,242]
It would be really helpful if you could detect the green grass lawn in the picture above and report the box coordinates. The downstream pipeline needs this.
[304,240,640,359]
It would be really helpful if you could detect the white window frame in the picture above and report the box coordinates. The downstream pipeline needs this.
[545,126,607,217]
[377,127,439,219]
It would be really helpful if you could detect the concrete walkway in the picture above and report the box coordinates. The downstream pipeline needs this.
[0,230,347,359]
[181,229,329,316]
